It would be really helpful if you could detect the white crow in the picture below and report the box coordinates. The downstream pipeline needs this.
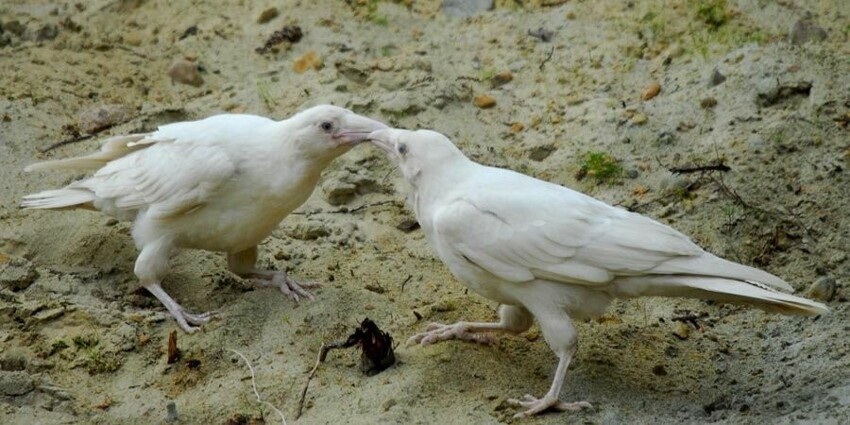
[369,128,828,418]
[23,105,387,333]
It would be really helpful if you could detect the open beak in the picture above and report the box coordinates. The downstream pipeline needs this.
[334,115,389,145]
[367,129,394,154]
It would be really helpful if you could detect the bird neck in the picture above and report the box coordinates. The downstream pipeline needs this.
[411,156,473,206]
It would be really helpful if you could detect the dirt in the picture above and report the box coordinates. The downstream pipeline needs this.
[1,0,849,424]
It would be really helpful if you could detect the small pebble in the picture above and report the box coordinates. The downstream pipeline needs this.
[672,321,690,340]
[708,68,726,87]
[473,94,496,109]
[701,97,718,109]
[257,7,279,24]
[78,103,135,134]
[168,59,203,87]
[293,51,323,74]
[806,276,836,302]
[789,18,827,45]
[652,364,668,376]
[630,113,648,125]
[490,70,513,88]
[0,254,38,291]
[641,81,661,101]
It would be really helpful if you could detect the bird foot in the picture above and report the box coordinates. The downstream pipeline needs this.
[407,322,498,346]
[253,271,321,302]
[174,309,218,334]
[507,394,592,418]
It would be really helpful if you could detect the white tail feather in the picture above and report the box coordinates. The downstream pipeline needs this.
[613,275,829,316]
[21,188,95,210]
[24,134,150,172]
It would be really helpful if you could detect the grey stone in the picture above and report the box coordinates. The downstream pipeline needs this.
[78,104,135,134]
[806,276,836,302]
[287,221,330,240]
[1,349,28,371]
[0,370,35,396]
[442,0,493,18]
[709,68,726,87]
[0,255,38,291]
[789,19,827,45]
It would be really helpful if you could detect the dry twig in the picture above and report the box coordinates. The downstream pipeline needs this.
[227,349,287,425]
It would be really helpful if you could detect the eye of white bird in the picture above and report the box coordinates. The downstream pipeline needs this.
[320,121,334,133]
[397,143,408,155]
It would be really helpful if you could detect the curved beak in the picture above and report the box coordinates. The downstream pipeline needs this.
[334,114,389,145]
[368,129,395,154]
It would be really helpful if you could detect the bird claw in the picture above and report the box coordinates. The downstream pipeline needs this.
[176,309,218,333]
[268,272,319,302]
[407,322,498,346]
[507,394,592,418]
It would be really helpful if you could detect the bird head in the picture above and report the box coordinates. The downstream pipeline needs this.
[368,128,467,183]
[289,105,388,159]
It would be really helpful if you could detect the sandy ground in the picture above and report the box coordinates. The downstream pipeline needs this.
[1,0,849,424]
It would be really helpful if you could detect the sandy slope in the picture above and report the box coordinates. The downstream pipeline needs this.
[1,1,848,424]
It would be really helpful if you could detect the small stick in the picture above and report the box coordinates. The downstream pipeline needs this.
[539,46,555,71]
[668,163,731,174]
[227,349,287,425]
[295,342,353,419]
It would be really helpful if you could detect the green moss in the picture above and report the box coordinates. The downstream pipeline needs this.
[695,0,730,29]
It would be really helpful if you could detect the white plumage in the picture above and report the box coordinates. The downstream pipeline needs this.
[369,128,828,418]
[23,105,387,333]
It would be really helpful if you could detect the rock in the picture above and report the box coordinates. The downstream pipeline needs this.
[473,94,496,109]
[379,92,425,117]
[0,254,38,291]
[789,19,827,45]
[293,51,323,74]
[806,276,836,302]
[756,80,812,107]
[528,144,556,161]
[396,219,420,233]
[2,20,26,37]
[321,170,378,206]
[382,398,397,411]
[77,103,135,134]
[335,59,371,85]
[652,364,668,376]
[672,321,690,340]
[510,122,524,133]
[36,24,58,41]
[657,131,675,145]
[0,350,28,371]
[0,371,34,396]
[708,68,726,87]
[257,7,279,24]
[641,81,661,101]
[630,113,648,125]
[490,70,513,88]
[700,97,718,109]
[168,59,203,87]
[286,221,329,240]
[442,0,493,18]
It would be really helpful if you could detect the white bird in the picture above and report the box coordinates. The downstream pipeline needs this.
[369,128,828,418]
[23,105,388,333]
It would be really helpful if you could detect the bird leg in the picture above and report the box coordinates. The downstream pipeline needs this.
[228,246,320,302]
[145,282,217,333]
[408,304,533,346]
[507,312,592,418]
[136,238,216,333]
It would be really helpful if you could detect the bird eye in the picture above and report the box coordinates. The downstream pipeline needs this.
[320,121,333,133]
[397,143,408,155]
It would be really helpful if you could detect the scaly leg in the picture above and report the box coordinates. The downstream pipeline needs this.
[228,246,320,302]
[507,311,592,418]
[136,238,216,333]
[408,304,533,346]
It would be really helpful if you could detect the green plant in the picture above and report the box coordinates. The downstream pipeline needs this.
[576,151,623,184]
[695,0,730,29]
[256,80,278,112]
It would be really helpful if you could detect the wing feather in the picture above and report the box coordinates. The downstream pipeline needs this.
[431,168,789,290]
